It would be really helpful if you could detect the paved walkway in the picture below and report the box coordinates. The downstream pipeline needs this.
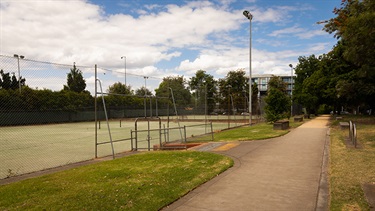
[164,115,330,211]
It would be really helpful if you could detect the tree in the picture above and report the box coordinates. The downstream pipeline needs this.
[0,69,26,90]
[323,0,375,111]
[135,87,152,97]
[324,0,375,67]
[264,76,290,122]
[189,70,217,114]
[63,64,86,92]
[108,82,133,95]
[105,82,137,108]
[218,69,248,114]
[293,55,322,115]
[155,76,191,108]
[251,82,259,115]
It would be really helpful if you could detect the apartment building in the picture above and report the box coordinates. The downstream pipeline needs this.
[251,74,293,97]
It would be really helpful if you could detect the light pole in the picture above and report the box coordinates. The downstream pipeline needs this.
[14,54,24,93]
[243,10,253,126]
[289,64,293,116]
[143,76,148,118]
[121,56,126,86]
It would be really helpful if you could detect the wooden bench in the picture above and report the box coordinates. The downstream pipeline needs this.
[339,122,349,130]
[273,120,289,130]
[294,116,303,122]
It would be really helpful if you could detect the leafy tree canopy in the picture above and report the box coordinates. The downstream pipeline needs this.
[264,76,290,122]
[63,64,86,93]
[322,0,375,109]
[155,76,191,107]
[0,69,26,90]
[135,87,152,97]
[189,70,217,112]
[108,82,133,95]
[218,69,249,113]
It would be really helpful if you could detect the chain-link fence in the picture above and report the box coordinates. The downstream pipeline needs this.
[0,54,251,179]
[0,54,163,179]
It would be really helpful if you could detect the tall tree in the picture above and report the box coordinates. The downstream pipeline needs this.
[218,69,248,114]
[189,70,217,113]
[251,82,259,115]
[0,69,26,90]
[108,82,133,95]
[264,76,290,122]
[63,64,86,93]
[155,76,191,107]
[323,0,375,110]
[105,82,136,108]
[135,87,152,97]
[293,55,322,115]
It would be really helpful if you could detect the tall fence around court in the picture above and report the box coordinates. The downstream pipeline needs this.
[0,54,163,179]
[0,54,250,180]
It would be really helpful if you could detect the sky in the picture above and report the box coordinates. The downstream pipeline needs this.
[0,0,341,93]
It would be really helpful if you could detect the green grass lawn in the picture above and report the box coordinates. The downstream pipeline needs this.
[0,151,233,210]
[190,118,306,142]
[0,117,306,210]
[329,115,375,210]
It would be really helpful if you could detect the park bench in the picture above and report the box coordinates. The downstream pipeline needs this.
[273,120,289,130]
[294,116,303,122]
[339,121,349,130]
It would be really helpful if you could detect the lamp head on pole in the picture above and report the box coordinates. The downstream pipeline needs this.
[289,64,293,68]
[243,10,253,20]
[14,54,24,59]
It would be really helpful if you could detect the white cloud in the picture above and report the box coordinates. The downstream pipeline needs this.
[269,25,327,39]
[256,38,284,47]
[250,6,294,23]
[296,29,327,39]
[0,0,337,93]
[269,26,305,37]
[1,0,241,68]
[176,40,335,79]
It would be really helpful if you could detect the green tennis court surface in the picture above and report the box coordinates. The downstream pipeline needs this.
[0,117,242,179]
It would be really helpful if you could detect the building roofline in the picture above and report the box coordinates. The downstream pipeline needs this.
[252,74,292,78]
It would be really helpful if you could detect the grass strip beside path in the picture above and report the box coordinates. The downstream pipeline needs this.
[0,151,233,210]
[202,120,305,142]
[329,116,375,210]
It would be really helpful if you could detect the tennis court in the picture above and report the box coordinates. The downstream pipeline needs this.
[0,117,243,179]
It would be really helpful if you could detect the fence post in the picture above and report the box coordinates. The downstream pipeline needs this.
[184,125,187,143]
[349,121,353,143]
[353,123,357,148]
[147,120,151,151]
[210,122,214,141]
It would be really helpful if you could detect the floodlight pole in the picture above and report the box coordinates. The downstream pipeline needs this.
[121,56,126,85]
[243,10,253,126]
[289,64,293,117]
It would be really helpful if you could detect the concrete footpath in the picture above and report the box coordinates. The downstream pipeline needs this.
[163,115,330,211]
